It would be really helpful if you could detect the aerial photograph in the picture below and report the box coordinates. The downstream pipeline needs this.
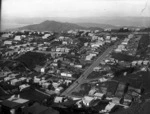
[0,0,150,114]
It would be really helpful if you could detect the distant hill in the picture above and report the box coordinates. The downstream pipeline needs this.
[2,16,150,31]
[10,20,103,32]
[76,23,119,29]
[17,20,85,32]
[75,17,150,28]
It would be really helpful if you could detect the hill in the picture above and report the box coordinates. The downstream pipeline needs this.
[75,17,150,28]
[17,20,85,32]
[76,23,119,29]
[2,16,150,31]
[10,20,103,32]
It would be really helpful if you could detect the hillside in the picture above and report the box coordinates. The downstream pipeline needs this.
[9,20,104,32]
[77,23,118,29]
[2,16,150,31]
[17,20,85,32]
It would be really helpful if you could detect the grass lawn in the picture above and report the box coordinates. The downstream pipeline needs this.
[87,71,108,79]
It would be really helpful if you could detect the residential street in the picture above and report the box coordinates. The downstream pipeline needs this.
[61,40,121,96]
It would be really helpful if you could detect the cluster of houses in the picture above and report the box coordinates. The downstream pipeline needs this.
[115,34,133,53]
[1,29,150,114]
[131,60,150,66]
[0,30,103,95]
[53,77,142,113]
[84,35,118,61]
[114,34,141,56]
[56,33,150,113]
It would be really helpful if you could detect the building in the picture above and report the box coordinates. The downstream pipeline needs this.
[14,36,21,41]
[94,92,105,99]
[4,41,12,45]
[82,96,94,107]
[19,84,30,91]
[54,96,64,103]
[1,96,29,114]
[111,37,117,41]
[88,88,97,96]
[123,94,133,106]
[11,79,22,86]
[102,102,116,113]
[60,72,72,77]
[42,34,51,39]
[1,34,11,38]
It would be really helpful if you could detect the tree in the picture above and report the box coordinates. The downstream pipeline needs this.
[57,60,62,68]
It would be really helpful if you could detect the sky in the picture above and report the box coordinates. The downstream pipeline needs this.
[2,0,150,18]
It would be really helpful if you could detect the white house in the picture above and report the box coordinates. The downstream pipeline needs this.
[41,68,45,73]
[52,82,60,88]
[19,77,26,82]
[74,65,82,69]
[128,34,134,39]
[54,96,64,103]
[42,34,51,39]
[19,84,30,91]
[111,37,117,41]
[4,76,15,82]
[82,96,94,107]
[114,49,122,53]
[143,60,149,65]
[11,79,21,86]
[104,102,116,112]
[59,36,65,40]
[84,42,88,46]
[39,79,47,86]
[94,92,105,98]
[1,34,10,38]
[61,72,72,77]
[62,41,68,45]
[85,55,93,61]
[131,61,137,66]
[137,60,143,66]
[94,30,99,33]
[14,36,21,41]
[42,82,51,89]
[91,43,100,48]
[121,41,128,45]
[93,66,102,71]
[105,35,111,40]
[33,76,40,83]
[105,40,111,43]
[98,37,104,41]
[55,87,64,94]
[92,36,99,40]
[89,88,97,96]
[118,45,125,50]
[4,41,12,45]
[104,28,111,32]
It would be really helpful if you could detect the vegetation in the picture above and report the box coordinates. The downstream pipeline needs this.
[87,71,108,79]
[136,34,150,57]
[111,52,139,62]
[16,52,47,70]
[72,83,91,97]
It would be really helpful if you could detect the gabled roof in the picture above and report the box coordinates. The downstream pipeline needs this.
[2,97,29,109]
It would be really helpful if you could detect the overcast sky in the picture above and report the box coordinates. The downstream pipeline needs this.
[2,0,150,18]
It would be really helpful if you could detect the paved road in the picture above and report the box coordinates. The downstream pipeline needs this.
[61,40,121,96]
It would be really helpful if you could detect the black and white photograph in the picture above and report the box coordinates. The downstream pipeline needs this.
[0,0,150,114]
